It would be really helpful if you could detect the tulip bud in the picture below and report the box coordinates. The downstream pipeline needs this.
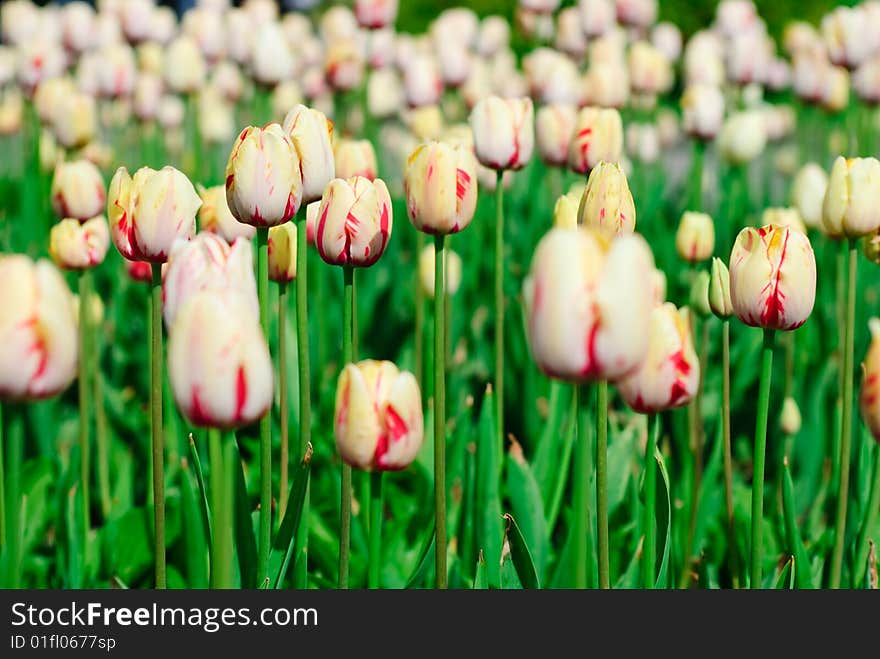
[0,255,78,401]
[355,0,398,30]
[0,88,23,136]
[325,40,365,92]
[126,259,153,283]
[367,69,404,119]
[523,227,655,382]
[252,22,295,86]
[402,54,443,108]
[790,163,828,230]
[334,138,378,181]
[163,233,258,328]
[860,318,880,441]
[315,176,392,267]
[51,160,106,222]
[780,396,802,435]
[108,165,202,263]
[72,290,104,331]
[164,36,206,94]
[419,244,463,298]
[536,104,577,167]
[556,7,588,58]
[618,303,700,413]
[157,95,185,130]
[469,95,534,171]
[821,66,850,113]
[334,359,424,471]
[681,83,724,140]
[568,107,624,175]
[584,62,630,109]
[268,223,297,283]
[198,185,255,244]
[689,270,712,317]
[729,225,816,331]
[404,141,478,236]
[553,192,580,230]
[629,41,673,96]
[822,156,880,239]
[133,73,163,122]
[822,6,870,71]
[578,161,636,237]
[676,211,715,263]
[406,104,445,141]
[225,124,303,228]
[709,257,733,319]
[168,289,273,429]
[51,92,97,150]
[49,216,110,271]
[282,105,336,204]
[762,207,807,235]
[719,111,767,165]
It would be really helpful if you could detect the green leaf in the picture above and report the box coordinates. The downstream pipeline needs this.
[782,458,815,589]
[187,433,213,558]
[475,387,502,588]
[473,550,488,589]
[231,436,258,588]
[654,447,672,589]
[178,455,209,588]
[267,445,312,589]
[100,508,152,586]
[773,556,794,589]
[404,524,435,589]
[506,440,549,576]
[502,514,540,589]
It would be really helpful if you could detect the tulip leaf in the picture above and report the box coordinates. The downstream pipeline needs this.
[473,550,488,589]
[773,556,794,589]
[506,440,549,577]
[186,433,213,558]
[268,445,312,589]
[475,387,503,588]
[502,513,540,589]
[404,524,435,589]
[230,435,258,589]
[654,446,672,589]
[782,458,814,589]
[532,381,569,503]
[179,455,209,588]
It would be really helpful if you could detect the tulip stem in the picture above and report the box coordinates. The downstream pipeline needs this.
[831,241,858,588]
[255,227,272,584]
[209,428,233,589]
[339,266,355,589]
[0,403,4,548]
[750,329,775,589]
[78,270,92,543]
[434,233,447,589]
[494,171,505,457]
[414,232,425,392]
[641,414,660,588]
[368,470,383,589]
[691,139,704,212]
[294,213,311,588]
[572,386,587,588]
[3,404,22,588]
[279,282,289,523]
[95,342,111,521]
[853,447,880,587]
[597,380,610,589]
[721,320,739,588]
[150,264,166,589]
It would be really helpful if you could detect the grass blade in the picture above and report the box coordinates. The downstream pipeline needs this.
[502,513,540,589]
[782,458,814,589]
[268,444,312,589]
[186,433,213,558]
[231,435,258,588]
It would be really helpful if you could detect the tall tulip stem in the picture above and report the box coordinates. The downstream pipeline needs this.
[434,233,447,589]
[368,470,383,589]
[256,227,271,584]
[278,282,289,522]
[494,171,505,455]
[414,232,425,392]
[78,269,92,541]
[721,320,739,588]
[294,212,311,588]
[209,428,233,589]
[691,139,705,212]
[338,266,355,589]
[831,241,857,588]
[150,264,166,589]
[572,386,586,588]
[3,404,22,587]
[642,414,660,588]
[750,329,775,589]
[597,380,610,589]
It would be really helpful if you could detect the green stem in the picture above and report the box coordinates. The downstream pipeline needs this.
[691,139,704,212]
[256,227,271,584]
[642,414,660,588]
[853,447,880,587]
[279,282,289,522]
[4,405,22,588]
[294,213,311,588]
[750,329,775,589]
[150,264,166,589]
[0,403,4,547]
[572,386,586,588]
[95,343,111,520]
[209,429,233,588]
[414,232,425,392]
[831,242,857,588]
[368,470,383,589]
[721,320,739,588]
[338,265,354,589]
[597,380,610,589]
[494,171,505,456]
[78,270,92,541]
[434,234,447,588]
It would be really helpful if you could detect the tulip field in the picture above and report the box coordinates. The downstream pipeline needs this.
[1,0,879,593]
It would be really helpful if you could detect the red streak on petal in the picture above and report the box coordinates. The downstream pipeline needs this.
[581,316,600,378]
[379,202,389,234]
[316,201,332,261]
[225,173,234,190]
[189,387,211,426]
[234,365,247,422]
[759,229,790,328]
[455,168,470,201]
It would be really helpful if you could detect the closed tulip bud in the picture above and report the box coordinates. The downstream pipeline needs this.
[138,42,165,76]
[51,92,97,150]
[821,66,850,113]
[126,259,153,283]
[334,359,424,471]
[553,192,580,229]
[325,40,365,92]
[0,255,78,401]
[652,22,682,62]
[469,95,534,171]
[51,160,105,222]
[168,289,273,429]
[315,176,392,267]
[556,8,588,58]
[367,69,403,119]
[108,165,202,263]
[164,36,206,94]
[478,16,510,57]
[822,156,880,239]
[689,270,712,317]
[198,185,255,243]
[225,124,303,228]
[49,216,110,271]
[681,83,724,140]
[402,54,443,108]
[34,77,75,124]
[72,290,104,331]
[618,303,701,413]
[584,62,630,109]
[0,89,23,136]
[157,95,185,130]
[97,44,137,99]
[629,41,673,96]
[780,396,802,435]
[790,163,828,230]
[252,22,295,86]
[39,130,62,173]
[334,138,378,181]
[404,141,477,235]
[729,225,816,331]
[419,244,463,298]
[524,50,581,106]
[355,0,398,30]
[626,122,660,164]
[762,207,807,235]
[536,104,577,167]
[578,161,636,237]
[406,105,445,141]
[568,107,623,175]
[523,228,655,382]
[719,111,767,165]
[860,318,880,441]
[268,223,297,283]
[675,211,715,263]
[282,105,336,204]
[133,73,163,122]
[822,7,870,70]
[709,257,733,319]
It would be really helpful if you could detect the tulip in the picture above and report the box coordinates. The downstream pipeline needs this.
[577,161,636,237]
[568,107,623,175]
[719,111,767,165]
[821,66,851,113]
[676,211,715,263]
[681,83,724,141]
[404,141,478,235]
[469,95,534,171]
[618,303,700,414]
[419,244,463,298]
[282,105,336,204]
[762,207,807,235]
[157,95,185,130]
[162,233,258,329]
[553,191,580,230]
[367,69,404,119]
[709,257,734,319]
[822,6,871,70]
[478,16,510,57]
[780,396,802,436]
[49,216,110,271]
[108,165,202,263]
[52,160,106,221]
[536,104,577,167]
[403,54,443,108]
[334,139,378,181]
[822,156,880,239]
[133,74,163,122]
[729,225,816,331]
[325,40,366,92]
[579,0,615,38]
[168,289,273,430]
[555,8,588,58]
[225,124,303,228]
[0,89,23,136]
[355,0,398,30]
[51,92,97,150]
[629,41,673,96]
[268,223,298,284]
[315,176,393,268]
[524,50,581,106]
[198,185,256,243]
[334,360,424,471]
[164,36,206,94]
[652,22,683,62]
[126,259,153,283]
[35,78,76,125]
[405,105,444,141]
[0,255,78,401]
[626,122,660,164]
[790,163,828,230]
[859,317,880,442]
[97,44,137,99]
[252,22,295,86]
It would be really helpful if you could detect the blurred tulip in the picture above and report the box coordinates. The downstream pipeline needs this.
[164,36,206,94]
[334,138,378,181]
[555,8,587,58]
[790,163,828,230]
[821,66,850,113]
[0,255,78,401]
[419,244,463,298]
[579,0,615,37]
[97,44,137,98]
[863,231,880,265]
[523,228,655,381]
[676,211,715,263]
[470,95,534,171]
[133,73,163,122]
[729,225,816,331]
[822,6,870,70]
[780,396,802,435]
[199,185,256,243]
[49,216,110,271]
[524,49,581,106]
[405,141,478,235]
[211,61,244,103]
[822,156,880,239]
[681,83,724,140]
[719,111,767,165]
[568,107,623,174]
[51,91,96,150]
[282,104,336,204]
[367,28,395,70]
[268,223,297,283]
[325,40,366,92]
[584,62,630,109]
[860,318,880,441]
[762,207,807,235]
[629,41,673,96]
[321,5,360,43]
[626,122,660,164]
[198,89,235,145]
[536,104,577,167]
[616,0,658,28]
[108,165,202,263]
[271,81,304,122]
[0,89,23,136]
[18,40,66,94]
[182,7,226,64]
[367,69,403,119]
[403,54,443,108]
[315,176,392,267]
[477,16,510,57]
[406,105,444,141]
[355,0,398,30]
[225,124,303,228]
[652,22,682,62]
[34,77,75,124]
[51,160,105,221]
[252,22,295,86]
[578,161,635,236]
[120,0,154,44]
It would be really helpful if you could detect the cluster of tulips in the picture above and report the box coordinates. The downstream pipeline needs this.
[0,0,878,591]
